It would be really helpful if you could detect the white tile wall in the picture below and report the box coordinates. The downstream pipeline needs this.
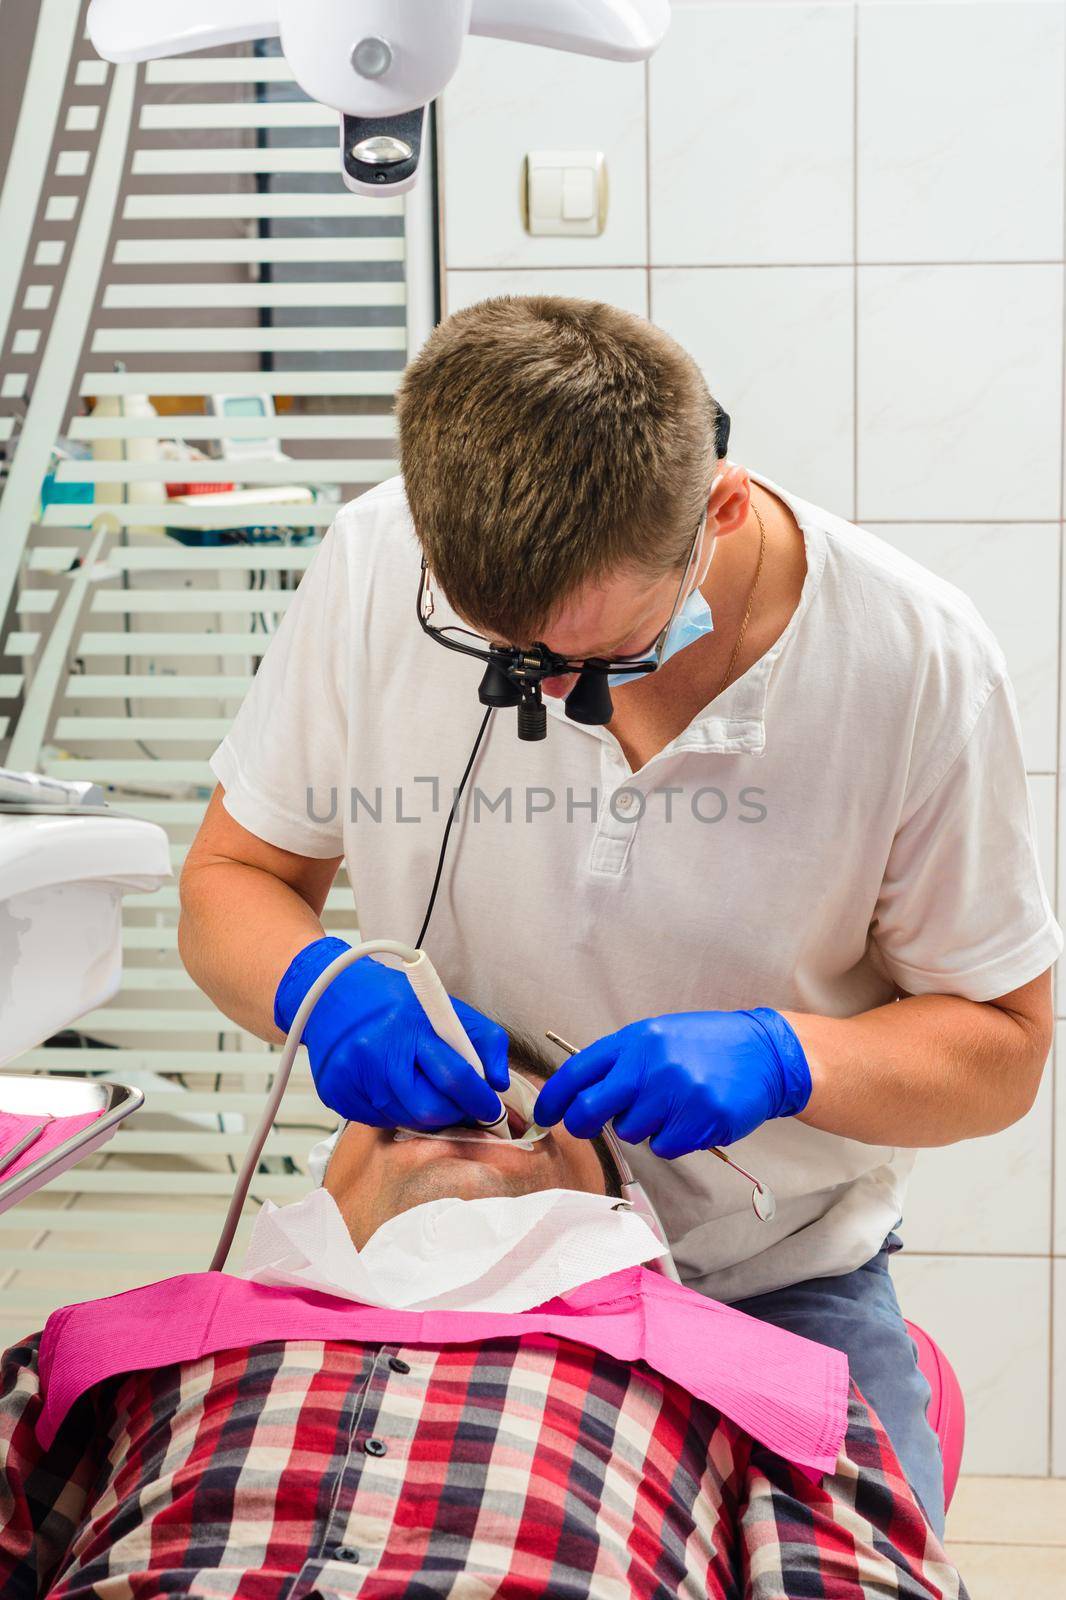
[441,37,647,269]
[903,1070,1052,1256]
[858,2,1066,264]
[649,3,854,265]
[857,265,1064,522]
[652,267,855,509]
[890,1254,1052,1476]
[445,268,648,318]
[441,0,1066,1474]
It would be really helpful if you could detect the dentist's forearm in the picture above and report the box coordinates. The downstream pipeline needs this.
[783,973,1052,1147]
[178,857,330,1044]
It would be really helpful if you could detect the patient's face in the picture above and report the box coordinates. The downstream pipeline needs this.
[324,1077,608,1248]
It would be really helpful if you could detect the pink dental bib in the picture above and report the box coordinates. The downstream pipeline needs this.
[37,1264,848,1478]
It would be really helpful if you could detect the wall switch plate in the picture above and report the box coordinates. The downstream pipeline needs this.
[523,150,608,236]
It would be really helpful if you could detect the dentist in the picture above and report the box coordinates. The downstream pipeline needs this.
[180,296,1060,1534]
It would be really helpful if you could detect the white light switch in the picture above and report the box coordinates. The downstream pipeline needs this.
[524,150,607,237]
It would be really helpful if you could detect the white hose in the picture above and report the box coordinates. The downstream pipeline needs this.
[209,939,506,1272]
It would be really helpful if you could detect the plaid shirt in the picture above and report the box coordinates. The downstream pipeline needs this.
[1,1329,967,1600]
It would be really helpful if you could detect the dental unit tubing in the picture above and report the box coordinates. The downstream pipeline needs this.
[210,940,506,1272]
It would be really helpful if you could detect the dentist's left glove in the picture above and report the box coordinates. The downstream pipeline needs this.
[532,1008,812,1159]
[274,936,510,1129]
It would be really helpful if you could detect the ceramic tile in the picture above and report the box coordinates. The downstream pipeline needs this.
[445,268,648,319]
[652,265,854,510]
[650,2,854,265]
[857,265,1064,521]
[858,1,1066,263]
[903,1069,1051,1256]
[945,1543,1066,1600]
[890,1253,1050,1475]
[441,37,646,269]
[947,1475,1066,1545]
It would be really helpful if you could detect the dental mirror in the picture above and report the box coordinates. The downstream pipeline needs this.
[544,1029,777,1222]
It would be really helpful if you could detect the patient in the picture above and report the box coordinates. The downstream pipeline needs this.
[0,1035,968,1599]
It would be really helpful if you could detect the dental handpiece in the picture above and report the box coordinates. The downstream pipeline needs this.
[543,1030,776,1222]
[400,949,511,1140]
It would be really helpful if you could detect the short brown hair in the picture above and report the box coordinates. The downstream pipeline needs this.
[396,295,722,641]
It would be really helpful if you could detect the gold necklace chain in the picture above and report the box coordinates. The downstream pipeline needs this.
[713,502,766,700]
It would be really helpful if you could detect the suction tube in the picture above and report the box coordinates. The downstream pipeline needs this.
[209,939,508,1272]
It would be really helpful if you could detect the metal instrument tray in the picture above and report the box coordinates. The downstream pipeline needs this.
[0,1076,144,1214]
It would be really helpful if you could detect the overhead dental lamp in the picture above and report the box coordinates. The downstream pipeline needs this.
[88,0,671,197]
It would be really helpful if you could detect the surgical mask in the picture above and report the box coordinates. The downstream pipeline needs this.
[609,568,716,687]
[609,479,722,688]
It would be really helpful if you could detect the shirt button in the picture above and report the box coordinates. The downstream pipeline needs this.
[332,1546,360,1563]
[615,790,636,813]
[388,1356,410,1374]
[363,1436,388,1456]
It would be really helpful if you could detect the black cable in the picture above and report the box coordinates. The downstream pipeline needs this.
[415,706,493,949]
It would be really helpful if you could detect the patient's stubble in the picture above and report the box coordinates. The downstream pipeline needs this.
[328,1134,569,1248]
[323,1126,605,1248]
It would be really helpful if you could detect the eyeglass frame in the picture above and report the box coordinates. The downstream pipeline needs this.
[416,498,712,685]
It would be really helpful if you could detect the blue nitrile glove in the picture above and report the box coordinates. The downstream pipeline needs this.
[532,1009,812,1159]
[274,936,510,1129]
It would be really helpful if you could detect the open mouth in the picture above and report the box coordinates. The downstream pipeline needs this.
[393,1072,548,1149]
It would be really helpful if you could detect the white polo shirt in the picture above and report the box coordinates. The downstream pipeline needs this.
[210,473,1062,1302]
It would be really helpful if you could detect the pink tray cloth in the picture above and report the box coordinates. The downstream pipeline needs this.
[37,1263,849,1480]
[0,1110,105,1180]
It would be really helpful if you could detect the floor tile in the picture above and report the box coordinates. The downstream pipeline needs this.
[948,1476,1066,1546]
[946,1542,1066,1600]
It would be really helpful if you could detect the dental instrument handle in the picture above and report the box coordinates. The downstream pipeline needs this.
[401,950,511,1139]
[0,1116,53,1178]
[543,1029,776,1221]
[707,1146,776,1221]
[210,939,508,1274]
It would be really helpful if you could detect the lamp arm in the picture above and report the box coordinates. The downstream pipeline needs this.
[88,0,280,64]
[468,0,670,62]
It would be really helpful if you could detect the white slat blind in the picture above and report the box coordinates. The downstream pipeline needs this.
[0,5,435,1335]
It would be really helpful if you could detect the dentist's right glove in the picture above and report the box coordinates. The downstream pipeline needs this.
[274,936,510,1129]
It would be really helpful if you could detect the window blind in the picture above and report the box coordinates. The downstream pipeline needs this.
[0,2,436,1335]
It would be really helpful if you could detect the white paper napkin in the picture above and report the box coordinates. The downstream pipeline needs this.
[243,1186,664,1313]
